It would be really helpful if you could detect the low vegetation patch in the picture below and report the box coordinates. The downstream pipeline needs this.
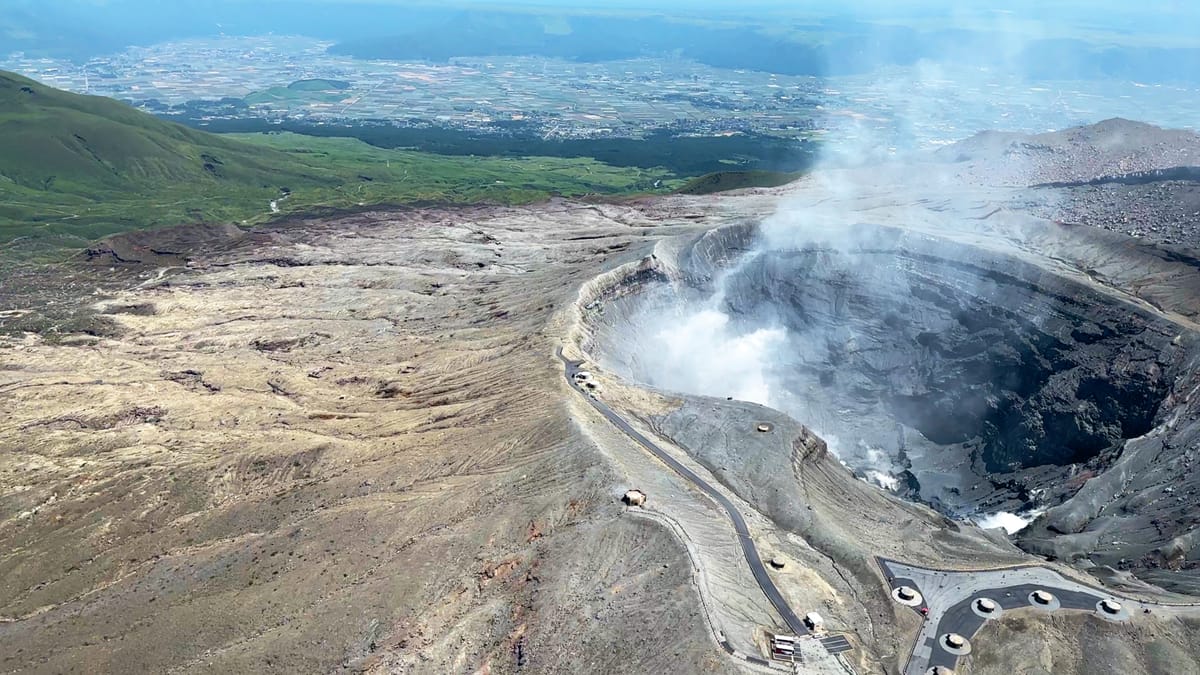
[678,170,804,195]
[0,71,681,267]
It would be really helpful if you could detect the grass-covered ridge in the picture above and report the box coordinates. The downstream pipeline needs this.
[244,78,352,104]
[678,170,803,195]
[0,70,679,264]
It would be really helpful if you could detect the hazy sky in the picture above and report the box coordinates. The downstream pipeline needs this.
[11,0,1199,21]
[25,1,1200,32]
[5,0,1198,53]
[223,0,1200,14]
[17,0,1200,14]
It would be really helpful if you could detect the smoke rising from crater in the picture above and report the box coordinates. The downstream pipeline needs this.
[646,307,786,407]
[623,4,1190,518]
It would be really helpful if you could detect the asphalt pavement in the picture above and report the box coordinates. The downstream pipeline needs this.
[879,558,1136,675]
[557,348,1199,675]
[925,583,1099,669]
[558,349,810,639]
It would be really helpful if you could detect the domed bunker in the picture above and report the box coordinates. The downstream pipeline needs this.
[580,219,1200,590]
[940,633,971,655]
[972,597,1002,619]
[1028,590,1060,611]
[1096,598,1131,621]
[893,585,923,607]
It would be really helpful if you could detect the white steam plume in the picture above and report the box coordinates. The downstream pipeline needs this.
[628,4,1196,508]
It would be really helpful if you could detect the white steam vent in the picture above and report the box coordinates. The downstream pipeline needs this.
[975,509,1045,535]
[647,308,785,406]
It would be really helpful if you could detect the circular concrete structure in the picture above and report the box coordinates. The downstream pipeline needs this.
[1028,590,1061,611]
[892,585,923,607]
[1096,598,1131,621]
[756,422,773,433]
[939,633,971,656]
[926,668,957,675]
[971,596,1003,620]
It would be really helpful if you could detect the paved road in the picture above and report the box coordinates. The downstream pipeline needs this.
[926,582,1098,670]
[878,558,1151,675]
[558,349,810,639]
[556,352,1200,675]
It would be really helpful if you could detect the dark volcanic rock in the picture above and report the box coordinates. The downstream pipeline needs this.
[1026,179,1200,251]
[84,222,246,267]
[943,119,1200,251]
[938,118,1200,187]
[718,226,1183,480]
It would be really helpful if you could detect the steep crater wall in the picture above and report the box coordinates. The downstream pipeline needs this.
[723,235,1177,479]
[581,221,1200,593]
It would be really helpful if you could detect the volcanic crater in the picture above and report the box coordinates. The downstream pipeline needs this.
[582,153,1200,592]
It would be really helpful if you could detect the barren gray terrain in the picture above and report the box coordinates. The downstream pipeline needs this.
[4,119,1200,675]
[963,612,1200,674]
[0,202,745,674]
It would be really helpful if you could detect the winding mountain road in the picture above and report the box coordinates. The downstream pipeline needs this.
[559,349,1200,675]
[557,348,810,640]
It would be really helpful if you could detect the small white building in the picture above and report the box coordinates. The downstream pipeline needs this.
[804,612,825,630]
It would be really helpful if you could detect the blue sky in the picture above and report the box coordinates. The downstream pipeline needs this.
[7,0,1199,47]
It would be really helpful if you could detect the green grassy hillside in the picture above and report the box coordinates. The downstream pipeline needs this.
[245,78,352,104]
[0,71,324,191]
[678,170,803,195]
[288,79,351,91]
[0,70,678,264]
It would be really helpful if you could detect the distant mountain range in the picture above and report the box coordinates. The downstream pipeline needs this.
[331,12,1200,82]
[5,1,1200,83]
[0,1,456,60]
[9,0,1200,84]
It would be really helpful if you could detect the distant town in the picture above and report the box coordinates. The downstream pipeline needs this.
[2,35,826,140]
[4,35,1196,148]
